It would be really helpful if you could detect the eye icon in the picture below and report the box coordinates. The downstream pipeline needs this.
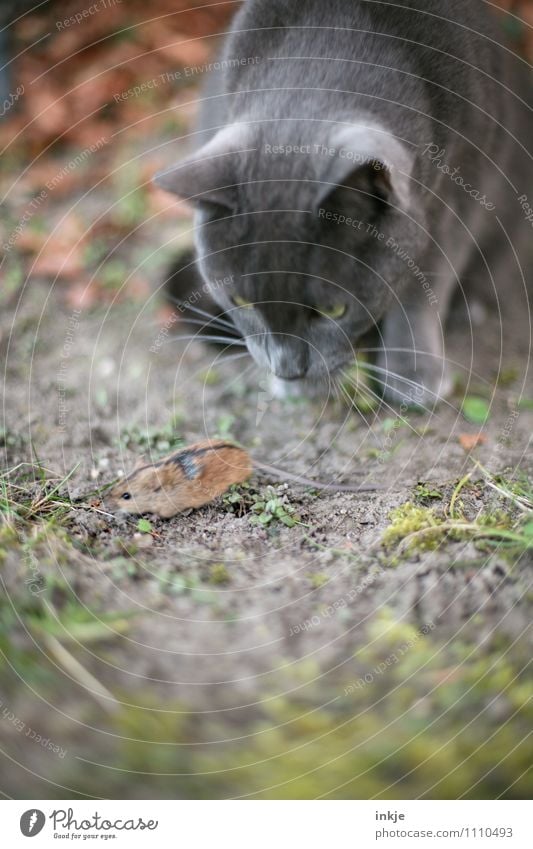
[20,809,46,837]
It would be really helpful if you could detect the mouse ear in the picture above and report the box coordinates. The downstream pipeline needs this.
[317,123,413,213]
[154,123,251,212]
[133,456,148,470]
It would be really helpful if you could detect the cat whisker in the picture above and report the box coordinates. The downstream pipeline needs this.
[222,359,259,390]
[213,351,251,363]
[359,362,459,415]
[355,347,493,389]
[355,346,446,361]
[162,334,247,347]
[359,361,442,403]
[169,316,239,334]
[179,314,239,335]
[353,370,438,420]
[343,378,385,425]
[207,354,257,392]
[336,377,379,426]
[332,380,349,414]
[340,370,433,435]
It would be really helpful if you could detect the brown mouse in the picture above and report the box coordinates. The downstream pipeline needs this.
[106,439,383,519]
[106,440,252,519]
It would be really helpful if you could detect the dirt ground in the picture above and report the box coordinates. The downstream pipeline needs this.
[0,0,532,801]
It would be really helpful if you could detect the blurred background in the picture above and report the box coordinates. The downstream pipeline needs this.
[0,0,237,313]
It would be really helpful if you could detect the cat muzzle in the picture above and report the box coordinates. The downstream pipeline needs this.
[266,337,309,380]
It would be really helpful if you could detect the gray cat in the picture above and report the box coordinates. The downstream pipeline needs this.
[156,0,532,406]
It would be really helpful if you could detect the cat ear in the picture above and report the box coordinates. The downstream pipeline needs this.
[317,124,413,212]
[154,124,250,211]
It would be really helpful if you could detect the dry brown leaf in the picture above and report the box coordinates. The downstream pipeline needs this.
[28,87,72,139]
[147,185,192,218]
[31,214,88,280]
[458,433,488,452]
[157,36,211,68]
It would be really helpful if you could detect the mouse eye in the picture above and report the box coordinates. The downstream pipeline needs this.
[232,295,254,309]
[315,304,347,320]
[121,492,132,501]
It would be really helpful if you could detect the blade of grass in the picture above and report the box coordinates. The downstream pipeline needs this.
[29,463,80,515]
[43,633,119,715]
[448,473,472,520]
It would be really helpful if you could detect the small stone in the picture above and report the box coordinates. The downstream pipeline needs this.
[133,533,153,548]
[98,357,115,377]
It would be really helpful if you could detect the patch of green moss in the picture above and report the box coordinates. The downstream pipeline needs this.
[308,572,329,589]
[209,563,231,584]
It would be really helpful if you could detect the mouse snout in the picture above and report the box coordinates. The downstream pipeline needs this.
[103,485,137,515]
[102,493,122,514]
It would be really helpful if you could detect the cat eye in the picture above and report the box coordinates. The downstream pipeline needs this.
[232,295,254,309]
[121,492,132,500]
[316,304,347,320]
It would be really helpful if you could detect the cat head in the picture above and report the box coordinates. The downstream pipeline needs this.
[156,120,420,382]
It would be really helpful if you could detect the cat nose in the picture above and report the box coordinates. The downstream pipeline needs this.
[267,337,309,380]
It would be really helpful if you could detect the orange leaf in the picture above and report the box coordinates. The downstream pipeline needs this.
[459,433,487,452]
[31,214,88,280]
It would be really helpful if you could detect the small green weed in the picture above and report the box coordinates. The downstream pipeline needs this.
[119,420,185,456]
[383,466,533,556]
[223,483,301,527]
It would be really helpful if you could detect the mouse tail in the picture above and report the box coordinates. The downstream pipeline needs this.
[253,461,384,493]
